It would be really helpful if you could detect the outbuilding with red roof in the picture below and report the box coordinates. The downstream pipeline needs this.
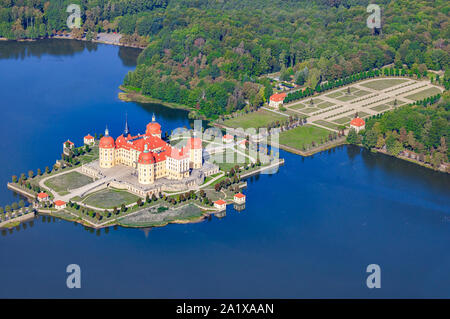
[37,192,49,202]
[54,200,66,210]
[269,92,287,109]
[222,134,234,144]
[84,134,95,146]
[350,117,365,133]
[214,199,227,211]
[233,193,246,204]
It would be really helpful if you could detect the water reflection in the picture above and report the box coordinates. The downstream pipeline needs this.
[215,210,226,218]
[360,147,450,193]
[233,203,245,212]
[0,39,97,60]
[0,39,141,68]
[346,144,361,160]
[1,218,35,236]
[136,102,190,124]
[118,46,141,67]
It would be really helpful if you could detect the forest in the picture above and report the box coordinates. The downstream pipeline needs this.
[1,0,449,118]
[347,91,450,169]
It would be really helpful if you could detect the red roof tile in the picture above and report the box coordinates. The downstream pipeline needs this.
[234,193,245,199]
[214,200,226,205]
[270,93,287,102]
[187,137,202,149]
[350,117,365,127]
[99,136,115,148]
[146,122,161,135]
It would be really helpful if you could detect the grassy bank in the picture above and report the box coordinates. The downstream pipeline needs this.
[119,86,192,111]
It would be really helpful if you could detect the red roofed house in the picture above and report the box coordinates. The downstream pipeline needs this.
[349,117,366,133]
[233,193,246,204]
[84,134,95,146]
[63,140,74,155]
[54,200,66,210]
[269,92,287,109]
[238,139,247,149]
[214,199,227,211]
[222,134,234,144]
[37,192,49,202]
[98,114,203,185]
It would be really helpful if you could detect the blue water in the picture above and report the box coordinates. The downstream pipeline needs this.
[0,40,449,298]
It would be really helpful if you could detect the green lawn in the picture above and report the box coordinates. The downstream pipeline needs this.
[208,150,250,172]
[353,89,370,97]
[203,172,222,184]
[44,171,93,194]
[370,104,390,112]
[310,98,324,104]
[279,124,331,149]
[118,204,204,227]
[357,111,370,118]
[359,79,408,90]
[333,117,352,125]
[316,101,335,109]
[289,102,306,110]
[313,120,340,130]
[78,146,99,164]
[301,107,320,114]
[82,188,140,209]
[326,91,343,98]
[386,100,405,106]
[404,87,441,101]
[221,109,286,129]
[336,95,356,102]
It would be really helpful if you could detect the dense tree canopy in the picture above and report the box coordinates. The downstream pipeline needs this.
[359,92,450,167]
[1,0,449,117]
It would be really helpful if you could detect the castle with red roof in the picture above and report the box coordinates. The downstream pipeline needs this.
[99,114,203,185]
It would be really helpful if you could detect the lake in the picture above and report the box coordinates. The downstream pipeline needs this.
[0,39,449,298]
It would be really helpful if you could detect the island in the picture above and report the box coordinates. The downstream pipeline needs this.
[1,0,448,230]
[2,114,282,229]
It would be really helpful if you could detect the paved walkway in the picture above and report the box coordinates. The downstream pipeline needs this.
[38,166,129,203]
[261,106,290,117]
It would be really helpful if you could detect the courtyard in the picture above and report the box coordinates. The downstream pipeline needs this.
[44,171,93,195]
[81,188,140,209]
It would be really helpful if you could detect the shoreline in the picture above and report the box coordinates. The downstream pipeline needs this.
[271,137,347,157]
[370,147,449,174]
[118,86,193,112]
[0,34,146,49]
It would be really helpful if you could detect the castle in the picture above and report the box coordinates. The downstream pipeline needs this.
[98,114,202,185]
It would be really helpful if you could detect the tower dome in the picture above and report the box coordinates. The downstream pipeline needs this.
[138,147,154,165]
[99,136,114,148]
[99,126,115,148]
[146,122,161,136]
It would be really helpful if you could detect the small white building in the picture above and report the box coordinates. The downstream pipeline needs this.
[214,199,227,211]
[84,134,95,146]
[233,193,246,204]
[349,117,366,133]
[269,93,287,109]
[63,140,74,155]
[37,192,49,202]
[222,134,234,144]
[54,200,66,210]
